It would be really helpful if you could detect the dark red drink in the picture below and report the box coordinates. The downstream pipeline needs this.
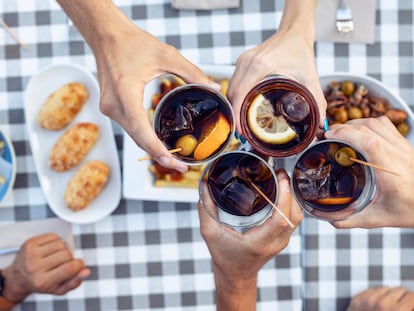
[153,84,234,165]
[199,151,278,230]
[240,76,319,158]
[292,140,376,221]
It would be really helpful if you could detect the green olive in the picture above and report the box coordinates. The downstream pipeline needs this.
[175,134,198,156]
[341,80,355,96]
[334,108,349,123]
[335,147,357,167]
[397,122,410,137]
[348,107,363,119]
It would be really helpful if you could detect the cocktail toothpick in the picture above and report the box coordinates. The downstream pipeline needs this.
[138,148,182,161]
[349,157,400,176]
[250,182,294,228]
[0,18,27,49]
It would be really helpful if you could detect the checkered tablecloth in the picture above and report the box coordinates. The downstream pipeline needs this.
[0,0,413,310]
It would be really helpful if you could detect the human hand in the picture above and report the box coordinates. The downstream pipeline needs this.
[57,1,222,172]
[325,116,414,228]
[198,170,302,309]
[347,286,414,311]
[227,27,326,134]
[1,233,90,302]
[93,21,219,173]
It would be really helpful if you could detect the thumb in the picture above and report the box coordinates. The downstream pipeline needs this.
[54,268,90,295]
[166,55,221,91]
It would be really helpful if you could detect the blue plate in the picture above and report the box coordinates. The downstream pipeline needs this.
[0,129,16,206]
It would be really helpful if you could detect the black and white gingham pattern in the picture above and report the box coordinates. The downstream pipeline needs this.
[0,0,413,310]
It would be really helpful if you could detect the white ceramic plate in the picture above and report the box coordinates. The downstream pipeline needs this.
[123,65,234,203]
[319,73,414,146]
[24,63,121,224]
[0,128,16,207]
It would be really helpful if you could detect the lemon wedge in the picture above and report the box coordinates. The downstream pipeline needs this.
[247,94,297,144]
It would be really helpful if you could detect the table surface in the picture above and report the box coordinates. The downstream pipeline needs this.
[1,0,413,310]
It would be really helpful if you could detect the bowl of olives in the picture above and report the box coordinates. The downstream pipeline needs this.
[319,73,414,145]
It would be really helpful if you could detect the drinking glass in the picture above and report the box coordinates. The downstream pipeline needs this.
[240,76,320,158]
[199,150,278,231]
[153,84,235,165]
[291,139,376,221]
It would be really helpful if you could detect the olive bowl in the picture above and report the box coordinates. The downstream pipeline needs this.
[319,73,414,146]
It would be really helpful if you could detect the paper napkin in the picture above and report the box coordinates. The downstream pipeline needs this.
[315,0,376,44]
[0,218,74,268]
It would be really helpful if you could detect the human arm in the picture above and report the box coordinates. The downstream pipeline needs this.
[0,233,90,310]
[57,0,219,172]
[347,286,414,311]
[325,116,414,228]
[198,170,303,310]
[227,0,326,133]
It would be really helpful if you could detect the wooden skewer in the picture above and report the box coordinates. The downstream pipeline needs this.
[250,182,294,228]
[349,157,400,176]
[0,18,28,49]
[138,147,182,161]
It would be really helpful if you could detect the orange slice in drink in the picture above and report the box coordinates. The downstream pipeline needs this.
[312,197,353,205]
[193,112,230,161]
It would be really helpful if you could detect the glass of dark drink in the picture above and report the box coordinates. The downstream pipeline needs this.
[240,76,320,158]
[199,150,278,231]
[153,84,235,165]
[292,139,376,221]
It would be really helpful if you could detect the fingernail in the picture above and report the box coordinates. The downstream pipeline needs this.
[174,165,187,174]
[235,131,246,144]
[323,118,329,132]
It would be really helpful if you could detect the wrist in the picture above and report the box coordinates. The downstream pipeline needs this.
[214,266,257,295]
[88,7,136,53]
[277,0,316,45]
[1,267,29,303]
[58,0,137,53]
[214,266,258,311]
[277,23,315,49]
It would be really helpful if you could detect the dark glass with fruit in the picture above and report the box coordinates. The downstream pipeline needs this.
[292,140,376,221]
[199,151,278,230]
[240,76,320,158]
[153,84,235,164]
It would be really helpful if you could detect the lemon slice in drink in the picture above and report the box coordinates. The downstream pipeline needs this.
[247,94,297,144]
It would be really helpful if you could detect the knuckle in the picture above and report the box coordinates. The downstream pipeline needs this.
[23,238,36,250]
[53,239,67,251]
[363,134,380,152]
[163,45,179,59]
[99,98,112,116]
[250,247,267,258]
[247,240,269,258]
[60,249,74,262]
[375,299,391,311]
[61,265,74,277]
[277,219,290,231]
[226,84,239,101]
[293,211,304,226]
[32,278,47,290]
